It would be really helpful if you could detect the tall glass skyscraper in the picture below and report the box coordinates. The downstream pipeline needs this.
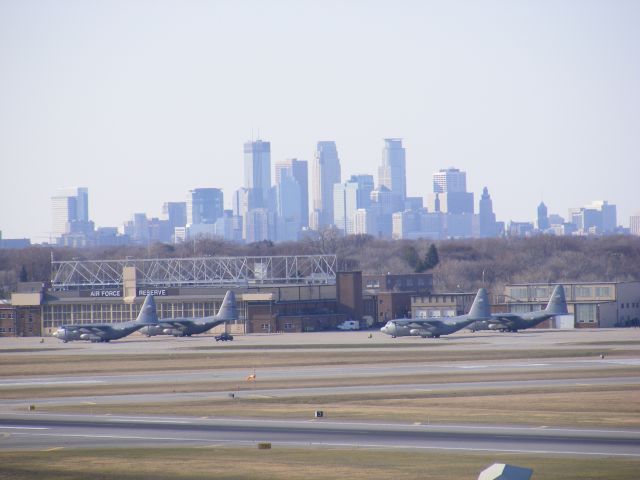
[378,138,406,213]
[275,158,309,228]
[244,140,271,208]
[51,187,89,239]
[312,141,341,228]
[188,188,224,225]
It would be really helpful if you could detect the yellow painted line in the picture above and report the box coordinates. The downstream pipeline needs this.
[42,447,64,452]
[82,402,97,405]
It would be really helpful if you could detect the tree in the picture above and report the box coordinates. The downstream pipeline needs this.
[401,245,420,271]
[422,243,440,271]
[19,265,28,282]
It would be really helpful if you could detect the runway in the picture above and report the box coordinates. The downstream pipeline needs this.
[2,357,638,389]
[2,413,639,457]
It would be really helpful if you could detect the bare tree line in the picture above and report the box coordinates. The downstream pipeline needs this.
[1,234,639,298]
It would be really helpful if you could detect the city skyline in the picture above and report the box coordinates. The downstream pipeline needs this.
[1,1,639,240]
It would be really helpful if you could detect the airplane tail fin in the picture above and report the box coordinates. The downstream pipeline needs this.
[135,295,159,325]
[467,288,491,320]
[215,290,238,321]
[545,285,568,315]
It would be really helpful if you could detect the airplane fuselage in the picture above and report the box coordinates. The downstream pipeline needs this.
[140,318,224,337]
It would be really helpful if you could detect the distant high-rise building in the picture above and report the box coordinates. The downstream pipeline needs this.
[245,208,275,243]
[370,186,393,238]
[244,140,271,207]
[378,138,406,212]
[312,141,341,228]
[630,212,640,236]
[51,187,90,240]
[405,197,423,212]
[333,181,359,235]
[433,167,466,193]
[275,172,302,241]
[162,202,187,231]
[188,188,224,225]
[537,201,550,231]
[478,187,497,238]
[275,158,309,228]
[349,174,374,210]
[428,168,473,214]
[568,200,617,235]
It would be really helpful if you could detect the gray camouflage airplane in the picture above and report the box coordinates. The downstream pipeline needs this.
[139,290,238,337]
[53,294,158,343]
[380,288,491,338]
[471,285,568,333]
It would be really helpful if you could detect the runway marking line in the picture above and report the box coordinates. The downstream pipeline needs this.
[0,426,49,430]
[42,447,64,452]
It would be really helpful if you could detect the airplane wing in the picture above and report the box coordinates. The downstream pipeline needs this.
[488,313,520,324]
[405,319,445,329]
[75,325,112,336]
[159,319,191,330]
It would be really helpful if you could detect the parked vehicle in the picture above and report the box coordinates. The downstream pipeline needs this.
[215,332,234,341]
[337,320,360,330]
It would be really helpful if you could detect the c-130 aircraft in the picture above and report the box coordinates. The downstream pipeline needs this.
[53,295,158,343]
[139,290,238,337]
[380,288,491,338]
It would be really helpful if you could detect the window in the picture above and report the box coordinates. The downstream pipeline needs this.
[284,323,293,330]
[510,287,528,301]
[575,286,593,298]
[260,323,270,331]
[576,304,597,323]
[0,328,5,333]
[595,286,611,298]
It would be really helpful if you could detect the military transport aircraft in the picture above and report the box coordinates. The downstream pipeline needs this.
[53,294,158,343]
[472,284,568,333]
[139,290,238,337]
[380,288,491,338]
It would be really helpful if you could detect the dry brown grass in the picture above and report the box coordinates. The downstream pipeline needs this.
[2,348,637,377]
[0,446,639,480]
[45,384,640,429]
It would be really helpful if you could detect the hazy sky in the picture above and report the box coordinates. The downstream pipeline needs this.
[1,0,639,241]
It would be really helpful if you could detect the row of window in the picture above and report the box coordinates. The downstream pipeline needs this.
[43,301,244,327]
[509,285,614,301]
[260,322,293,331]
[0,327,14,333]
[0,313,14,319]
[621,303,639,309]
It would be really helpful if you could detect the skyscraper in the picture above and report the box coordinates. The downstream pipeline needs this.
[349,174,374,210]
[162,202,187,230]
[432,167,466,193]
[312,141,341,229]
[428,168,474,214]
[478,187,497,238]
[275,158,309,228]
[188,188,224,225]
[275,171,302,241]
[378,138,406,212]
[630,212,640,236]
[537,201,549,231]
[333,181,359,235]
[244,140,271,208]
[51,187,89,239]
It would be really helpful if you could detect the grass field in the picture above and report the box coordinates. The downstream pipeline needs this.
[1,347,637,377]
[1,447,639,480]
[43,384,640,428]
